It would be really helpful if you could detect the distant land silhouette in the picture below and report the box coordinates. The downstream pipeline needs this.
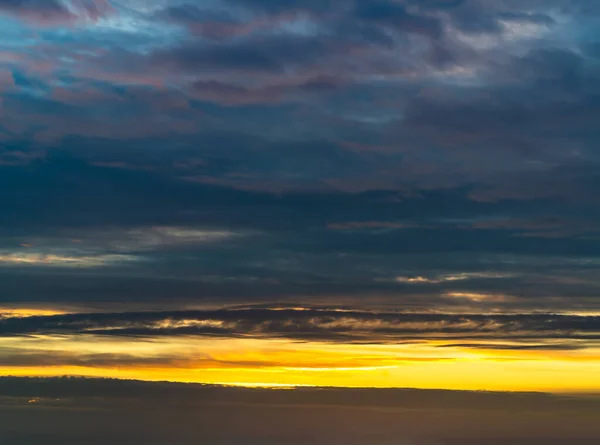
[0,377,598,445]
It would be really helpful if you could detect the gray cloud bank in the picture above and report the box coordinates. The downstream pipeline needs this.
[1,308,598,348]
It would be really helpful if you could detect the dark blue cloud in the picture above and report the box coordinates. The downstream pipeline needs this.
[1,309,598,346]
[0,0,110,25]
[0,0,598,316]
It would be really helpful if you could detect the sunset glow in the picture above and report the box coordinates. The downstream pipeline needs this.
[1,1,600,443]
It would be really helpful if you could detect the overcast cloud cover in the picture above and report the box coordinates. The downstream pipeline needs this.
[1,0,600,313]
[0,0,600,395]
[1,1,600,442]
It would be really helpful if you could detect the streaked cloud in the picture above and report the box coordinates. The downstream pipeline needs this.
[124,226,241,248]
[0,251,138,267]
[1,307,597,348]
[0,0,112,26]
[395,272,513,284]
[443,291,513,303]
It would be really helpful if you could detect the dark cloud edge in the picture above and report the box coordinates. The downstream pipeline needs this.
[1,376,598,406]
[1,307,598,349]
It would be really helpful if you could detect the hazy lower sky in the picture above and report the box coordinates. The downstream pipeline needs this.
[0,0,599,393]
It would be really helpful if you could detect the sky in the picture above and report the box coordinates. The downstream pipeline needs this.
[0,0,599,393]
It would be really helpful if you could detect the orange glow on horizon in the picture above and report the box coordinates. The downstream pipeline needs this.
[0,308,70,318]
[0,334,598,393]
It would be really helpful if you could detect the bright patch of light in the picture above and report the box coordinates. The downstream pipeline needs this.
[444,292,512,303]
[0,251,139,267]
[396,272,512,284]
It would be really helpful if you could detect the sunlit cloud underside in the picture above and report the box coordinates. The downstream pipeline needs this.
[1,307,598,392]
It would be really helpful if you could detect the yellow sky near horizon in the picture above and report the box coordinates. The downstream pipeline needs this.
[1,333,599,393]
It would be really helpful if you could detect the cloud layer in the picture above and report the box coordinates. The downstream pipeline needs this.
[0,0,599,392]
[1,308,598,347]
